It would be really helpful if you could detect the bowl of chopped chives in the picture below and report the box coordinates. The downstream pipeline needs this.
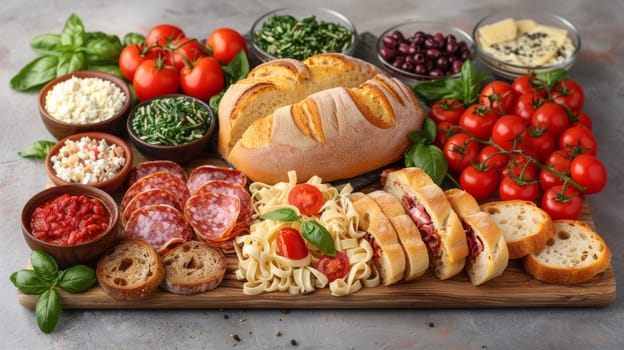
[250,7,358,62]
[126,94,216,164]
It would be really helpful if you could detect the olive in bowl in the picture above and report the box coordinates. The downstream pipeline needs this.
[38,70,132,140]
[377,21,475,84]
[45,132,133,194]
[126,94,216,164]
[21,185,121,269]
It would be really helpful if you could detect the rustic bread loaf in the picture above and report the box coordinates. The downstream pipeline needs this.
[96,238,165,301]
[480,200,554,259]
[160,241,226,295]
[523,220,612,284]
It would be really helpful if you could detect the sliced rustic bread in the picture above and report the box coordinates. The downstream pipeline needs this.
[96,238,165,301]
[523,220,612,284]
[160,241,226,295]
[480,200,554,259]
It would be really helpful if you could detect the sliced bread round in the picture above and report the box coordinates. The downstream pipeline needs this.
[480,200,554,259]
[96,238,165,301]
[160,241,226,295]
[523,220,612,284]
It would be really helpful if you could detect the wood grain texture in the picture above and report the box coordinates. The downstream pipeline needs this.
[18,147,616,310]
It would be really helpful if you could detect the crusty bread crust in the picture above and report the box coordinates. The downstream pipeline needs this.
[161,241,226,295]
[445,189,509,286]
[349,192,406,286]
[96,239,165,301]
[523,220,612,284]
[367,190,429,280]
[383,168,468,280]
[480,200,554,259]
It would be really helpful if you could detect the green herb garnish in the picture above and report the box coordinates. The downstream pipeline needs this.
[18,140,56,159]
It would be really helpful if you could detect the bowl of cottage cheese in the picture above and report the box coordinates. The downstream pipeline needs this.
[38,71,132,140]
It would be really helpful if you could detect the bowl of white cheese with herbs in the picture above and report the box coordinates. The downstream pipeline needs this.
[38,71,132,140]
[473,12,580,79]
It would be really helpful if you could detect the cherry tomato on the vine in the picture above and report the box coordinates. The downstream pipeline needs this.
[443,133,481,173]
[145,24,185,46]
[559,125,598,157]
[539,161,569,192]
[498,175,539,202]
[531,102,570,139]
[572,111,593,131]
[527,130,557,163]
[511,74,546,97]
[478,145,509,171]
[428,98,465,125]
[169,37,206,71]
[206,28,248,64]
[491,115,528,150]
[434,120,460,149]
[541,185,583,220]
[118,44,157,81]
[459,104,499,141]
[459,165,499,200]
[133,59,180,101]
[479,81,516,115]
[276,227,309,260]
[552,79,585,114]
[180,56,225,102]
[570,154,608,194]
[513,92,544,124]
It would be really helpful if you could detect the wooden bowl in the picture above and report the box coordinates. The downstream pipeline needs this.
[45,132,133,194]
[126,94,216,164]
[21,185,121,269]
[38,70,132,140]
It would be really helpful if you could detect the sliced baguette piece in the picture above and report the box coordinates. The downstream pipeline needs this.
[383,168,468,280]
[367,190,429,280]
[96,238,165,301]
[523,220,612,284]
[480,200,554,259]
[160,241,226,295]
[444,189,509,286]
[349,192,406,286]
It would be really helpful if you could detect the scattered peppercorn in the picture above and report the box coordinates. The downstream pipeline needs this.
[290,339,298,346]
[231,334,241,342]
[428,322,435,328]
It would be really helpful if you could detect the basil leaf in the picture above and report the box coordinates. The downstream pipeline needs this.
[18,140,56,159]
[30,250,59,281]
[36,289,61,334]
[460,60,491,105]
[260,208,301,222]
[56,51,86,76]
[30,34,62,55]
[222,50,250,85]
[301,221,336,256]
[412,78,463,105]
[405,143,448,185]
[58,265,96,293]
[123,32,145,46]
[84,32,122,64]
[60,13,85,47]
[209,91,224,116]
[10,55,59,91]
[88,64,122,78]
[536,69,570,90]
[10,270,54,295]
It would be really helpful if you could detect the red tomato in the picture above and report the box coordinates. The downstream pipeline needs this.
[541,185,583,220]
[570,155,608,194]
[459,165,499,200]
[511,74,546,97]
[443,133,481,172]
[503,155,538,181]
[118,44,157,81]
[206,28,248,64]
[276,227,309,260]
[552,79,585,113]
[479,81,516,115]
[546,150,572,169]
[133,59,180,101]
[434,121,460,149]
[531,102,570,139]
[527,130,556,163]
[428,98,465,124]
[498,176,539,202]
[180,56,225,101]
[170,37,206,71]
[458,104,499,141]
[478,145,508,171]
[572,111,593,131]
[317,251,350,282]
[491,115,528,150]
[513,92,544,124]
[145,24,185,46]
[559,126,598,157]
[288,183,324,216]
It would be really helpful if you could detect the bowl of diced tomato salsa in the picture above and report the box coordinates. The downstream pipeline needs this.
[21,185,120,268]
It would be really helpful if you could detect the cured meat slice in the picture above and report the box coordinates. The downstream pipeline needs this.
[121,188,181,226]
[128,160,188,187]
[124,204,194,253]
[187,165,247,194]
[121,171,190,211]
[196,180,254,230]
[184,192,241,243]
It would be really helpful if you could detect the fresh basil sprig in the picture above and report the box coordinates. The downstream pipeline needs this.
[18,140,56,159]
[209,50,250,114]
[261,208,336,256]
[404,118,449,185]
[10,250,96,334]
[10,13,124,91]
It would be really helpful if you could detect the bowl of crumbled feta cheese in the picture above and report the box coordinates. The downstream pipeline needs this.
[38,71,132,140]
[473,12,580,79]
[45,132,133,194]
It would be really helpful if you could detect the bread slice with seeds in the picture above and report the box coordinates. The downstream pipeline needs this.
[161,240,226,295]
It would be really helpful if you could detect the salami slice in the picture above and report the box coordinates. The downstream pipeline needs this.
[196,180,254,230]
[184,192,241,243]
[121,189,181,226]
[124,204,193,253]
[187,165,247,194]
[121,171,190,212]
[128,160,188,187]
